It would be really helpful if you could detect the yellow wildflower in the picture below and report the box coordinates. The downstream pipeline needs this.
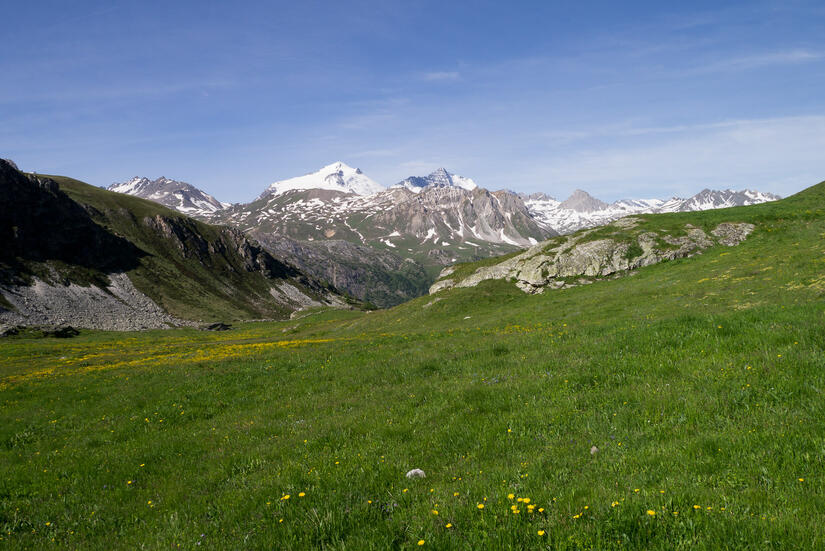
[647,510,656,516]
[538,530,545,536]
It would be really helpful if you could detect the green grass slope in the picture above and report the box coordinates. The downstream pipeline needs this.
[1,181,824,549]
[14,173,341,321]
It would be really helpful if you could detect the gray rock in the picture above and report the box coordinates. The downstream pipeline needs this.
[0,273,192,331]
[431,222,757,295]
[712,222,755,246]
[405,468,426,479]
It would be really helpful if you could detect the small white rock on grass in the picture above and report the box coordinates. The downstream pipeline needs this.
[405,469,426,479]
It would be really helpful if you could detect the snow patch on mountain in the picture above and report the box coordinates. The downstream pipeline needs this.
[261,162,384,198]
[108,177,228,216]
[525,188,780,234]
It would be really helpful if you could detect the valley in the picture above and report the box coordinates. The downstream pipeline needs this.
[107,162,778,307]
[4,3,821,549]
[2,177,823,549]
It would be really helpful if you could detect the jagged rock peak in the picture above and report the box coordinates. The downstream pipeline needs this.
[519,191,556,202]
[394,168,478,193]
[558,189,610,212]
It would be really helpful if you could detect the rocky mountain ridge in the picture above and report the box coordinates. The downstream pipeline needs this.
[0,160,351,329]
[524,188,780,234]
[207,182,551,306]
[393,168,478,193]
[108,176,228,216]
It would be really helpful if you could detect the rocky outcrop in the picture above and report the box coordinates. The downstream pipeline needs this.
[431,219,755,294]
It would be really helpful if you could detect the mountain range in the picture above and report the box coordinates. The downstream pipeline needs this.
[523,188,780,234]
[107,162,780,306]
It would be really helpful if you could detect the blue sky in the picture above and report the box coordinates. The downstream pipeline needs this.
[2,0,824,202]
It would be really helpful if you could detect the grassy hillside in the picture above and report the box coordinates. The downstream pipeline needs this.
[1,181,824,548]
[12,173,341,321]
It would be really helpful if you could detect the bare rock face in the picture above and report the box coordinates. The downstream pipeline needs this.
[0,273,192,330]
[430,220,756,294]
[253,233,430,308]
[712,222,755,246]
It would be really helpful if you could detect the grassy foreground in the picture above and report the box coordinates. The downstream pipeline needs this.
[2,184,825,549]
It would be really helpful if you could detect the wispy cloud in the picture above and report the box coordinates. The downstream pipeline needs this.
[539,117,814,144]
[0,78,236,105]
[687,49,823,75]
[422,71,461,81]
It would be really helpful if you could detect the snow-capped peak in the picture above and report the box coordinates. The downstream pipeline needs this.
[108,176,228,215]
[525,187,780,235]
[393,168,478,193]
[261,161,384,198]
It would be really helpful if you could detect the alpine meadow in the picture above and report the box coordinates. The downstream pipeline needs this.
[3,2,825,550]
[2,179,825,549]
